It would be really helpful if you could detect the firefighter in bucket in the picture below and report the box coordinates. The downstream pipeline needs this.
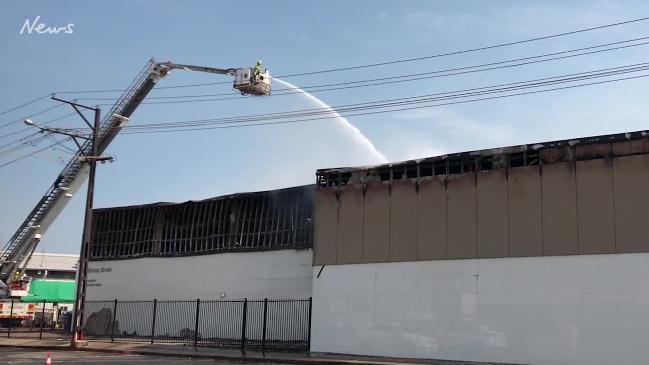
[254,60,263,80]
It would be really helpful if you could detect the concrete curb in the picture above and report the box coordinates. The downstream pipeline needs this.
[78,347,357,365]
[0,344,416,365]
[0,343,521,365]
[0,344,70,351]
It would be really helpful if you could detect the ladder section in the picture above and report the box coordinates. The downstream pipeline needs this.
[0,60,158,282]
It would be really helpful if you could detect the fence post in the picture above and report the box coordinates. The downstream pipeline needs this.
[307,297,313,350]
[193,298,200,348]
[262,298,268,352]
[39,300,46,339]
[111,299,118,343]
[7,299,14,338]
[241,298,248,353]
[150,299,157,344]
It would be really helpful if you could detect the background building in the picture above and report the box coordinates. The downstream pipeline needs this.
[19,252,77,304]
[23,252,77,281]
[18,252,77,329]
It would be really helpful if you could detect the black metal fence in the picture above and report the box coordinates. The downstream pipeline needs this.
[83,298,312,352]
[0,300,73,340]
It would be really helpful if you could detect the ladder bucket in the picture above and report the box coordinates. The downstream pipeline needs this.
[234,68,271,96]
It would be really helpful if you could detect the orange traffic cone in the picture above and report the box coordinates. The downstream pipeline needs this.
[45,352,52,365]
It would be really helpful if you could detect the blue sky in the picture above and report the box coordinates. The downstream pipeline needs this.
[1,1,648,253]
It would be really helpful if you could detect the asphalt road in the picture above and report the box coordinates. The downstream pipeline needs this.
[0,348,266,364]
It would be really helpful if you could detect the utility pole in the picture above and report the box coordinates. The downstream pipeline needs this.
[24,97,114,347]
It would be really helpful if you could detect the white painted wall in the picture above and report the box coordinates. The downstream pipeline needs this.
[86,249,313,300]
[311,253,649,365]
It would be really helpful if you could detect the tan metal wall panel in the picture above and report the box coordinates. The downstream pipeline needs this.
[575,144,611,160]
[508,166,543,257]
[446,174,477,259]
[576,159,615,254]
[477,170,509,258]
[313,187,339,265]
[613,154,649,253]
[417,177,446,260]
[389,180,418,262]
[337,184,364,263]
[362,182,390,263]
[612,139,649,156]
[541,162,579,256]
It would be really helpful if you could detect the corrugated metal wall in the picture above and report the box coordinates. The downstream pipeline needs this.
[313,140,649,265]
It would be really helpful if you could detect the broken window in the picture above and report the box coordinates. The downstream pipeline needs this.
[480,156,494,171]
[419,162,433,178]
[433,160,447,176]
[405,162,418,179]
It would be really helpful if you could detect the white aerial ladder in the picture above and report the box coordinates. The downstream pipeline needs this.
[0,59,271,298]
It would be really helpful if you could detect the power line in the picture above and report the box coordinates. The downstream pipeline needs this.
[45,62,649,135]
[0,129,29,142]
[260,38,649,92]
[13,58,628,139]
[114,73,649,135]
[112,63,649,129]
[135,40,649,105]
[0,136,46,158]
[279,16,649,78]
[0,111,77,142]
[4,66,647,167]
[82,38,649,107]
[0,104,64,130]
[0,94,50,117]
[81,63,647,134]
[3,17,644,145]
[44,133,76,154]
[0,132,41,151]
[2,17,647,149]
[76,36,649,103]
[0,138,70,168]
[52,16,649,95]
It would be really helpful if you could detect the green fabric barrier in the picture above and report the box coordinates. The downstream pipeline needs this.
[21,279,76,303]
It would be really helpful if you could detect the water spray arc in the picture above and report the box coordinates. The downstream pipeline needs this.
[273,78,388,164]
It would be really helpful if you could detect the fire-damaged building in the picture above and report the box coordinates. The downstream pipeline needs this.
[86,186,314,301]
[85,130,649,365]
[311,130,649,365]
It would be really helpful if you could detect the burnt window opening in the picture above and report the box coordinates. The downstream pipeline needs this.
[480,156,494,171]
[405,163,418,179]
[448,158,477,174]
[448,159,463,174]
[526,150,540,165]
[92,207,157,259]
[419,162,433,178]
[338,172,351,186]
[509,151,540,168]
[376,167,391,182]
[328,174,340,187]
[433,160,447,176]
[509,152,525,168]
[391,163,406,180]
[316,173,328,187]
[463,158,477,173]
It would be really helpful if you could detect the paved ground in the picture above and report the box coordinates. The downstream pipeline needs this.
[0,347,267,364]
[0,338,522,365]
